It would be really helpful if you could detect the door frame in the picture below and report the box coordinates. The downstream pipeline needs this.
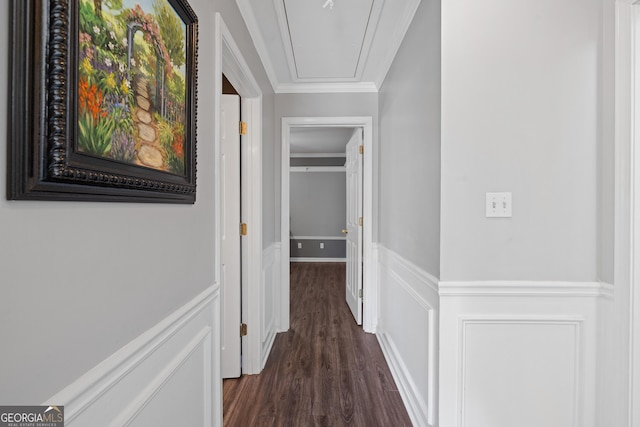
[280,117,376,333]
[614,1,640,425]
[215,14,263,375]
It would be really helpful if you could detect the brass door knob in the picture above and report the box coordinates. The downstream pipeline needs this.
[341,229,348,234]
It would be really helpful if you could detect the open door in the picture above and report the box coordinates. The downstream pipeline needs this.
[344,129,363,324]
[221,94,241,378]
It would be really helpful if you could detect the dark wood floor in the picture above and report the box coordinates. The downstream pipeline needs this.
[223,262,412,426]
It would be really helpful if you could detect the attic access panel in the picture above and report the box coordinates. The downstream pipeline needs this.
[283,0,374,79]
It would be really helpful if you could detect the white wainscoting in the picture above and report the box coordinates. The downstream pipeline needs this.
[45,285,221,427]
[439,281,612,427]
[261,243,280,368]
[376,245,439,427]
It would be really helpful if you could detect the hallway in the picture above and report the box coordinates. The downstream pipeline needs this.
[223,263,412,426]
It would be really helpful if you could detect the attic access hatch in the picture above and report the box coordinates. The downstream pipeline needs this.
[283,0,375,80]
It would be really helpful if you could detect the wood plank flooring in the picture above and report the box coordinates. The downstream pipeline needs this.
[223,262,412,426]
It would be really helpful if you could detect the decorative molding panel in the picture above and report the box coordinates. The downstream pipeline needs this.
[458,317,583,427]
[376,244,439,426]
[439,280,601,427]
[261,243,280,367]
[45,286,220,427]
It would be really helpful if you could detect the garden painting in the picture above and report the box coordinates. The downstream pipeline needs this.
[78,0,188,175]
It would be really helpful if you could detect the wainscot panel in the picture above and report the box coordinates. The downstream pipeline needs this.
[439,281,610,427]
[376,245,439,426]
[261,243,280,367]
[45,286,220,427]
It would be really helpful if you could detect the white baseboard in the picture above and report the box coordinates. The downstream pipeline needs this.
[290,257,346,263]
[377,332,432,427]
[290,235,346,241]
[45,285,220,427]
[376,245,438,426]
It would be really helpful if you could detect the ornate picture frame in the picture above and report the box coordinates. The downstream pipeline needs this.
[7,0,198,203]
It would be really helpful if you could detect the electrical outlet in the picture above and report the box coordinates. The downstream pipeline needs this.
[320,242,324,249]
[297,242,302,249]
[486,192,512,218]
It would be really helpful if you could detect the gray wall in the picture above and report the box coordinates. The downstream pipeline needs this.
[378,0,441,277]
[290,238,346,258]
[274,93,379,242]
[440,0,600,281]
[599,0,615,284]
[0,0,274,404]
[262,92,277,249]
[290,172,346,237]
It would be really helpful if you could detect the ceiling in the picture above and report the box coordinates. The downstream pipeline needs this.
[290,128,355,154]
[235,0,422,93]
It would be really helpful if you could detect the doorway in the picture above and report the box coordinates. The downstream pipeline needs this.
[280,116,376,333]
[215,13,263,382]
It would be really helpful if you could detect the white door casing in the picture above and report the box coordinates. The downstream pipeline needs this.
[280,117,376,333]
[220,94,241,379]
[345,129,363,324]
[215,14,265,379]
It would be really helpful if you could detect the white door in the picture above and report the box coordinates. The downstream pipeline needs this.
[345,129,363,324]
[221,94,241,378]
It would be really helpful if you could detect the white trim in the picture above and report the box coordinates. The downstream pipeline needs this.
[281,116,376,332]
[378,244,440,295]
[215,14,264,376]
[632,6,640,424]
[438,281,615,298]
[615,2,639,425]
[354,0,385,82]
[377,331,432,427]
[275,82,379,93]
[290,152,346,158]
[45,286,218,426]
[290,257,346,263]
[290,166,346,172]
[291,235,346,241]
[273,0,298,82]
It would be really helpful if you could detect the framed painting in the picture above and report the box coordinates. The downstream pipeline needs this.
[7,0,198,203]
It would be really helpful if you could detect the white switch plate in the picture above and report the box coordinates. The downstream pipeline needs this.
[297,242,302,249]
[486,192,512,217]
[320,242,324,249]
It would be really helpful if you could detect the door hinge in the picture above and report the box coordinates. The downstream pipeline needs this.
[359,289,363,298]
[359,145,364,155]
[240,223,247,236]
[240,323,248,337]
[239,121,247,135]
[359,217,363,226]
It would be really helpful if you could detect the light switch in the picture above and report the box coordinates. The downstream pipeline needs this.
[486,192,512,218]
[297,242,302,249]
[320,242,324,249]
